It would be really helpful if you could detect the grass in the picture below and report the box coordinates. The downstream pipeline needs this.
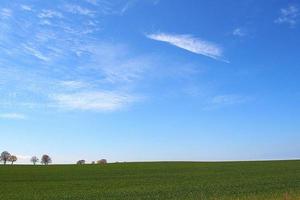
[0,160,300,200]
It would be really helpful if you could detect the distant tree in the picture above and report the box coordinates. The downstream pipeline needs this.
[77,160,85,165]
[0,151,11,165]
[8,155,17,165]
[97,159,107,165]
[91,161,95,164]
[41,155,52,165]
[30,156,39,165]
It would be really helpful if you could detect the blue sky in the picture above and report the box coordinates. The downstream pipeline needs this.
[0,0,300,164]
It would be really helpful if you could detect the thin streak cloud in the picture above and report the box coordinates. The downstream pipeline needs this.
[0,113,27,120]
[51,91,139,111]
[146,32,227,62]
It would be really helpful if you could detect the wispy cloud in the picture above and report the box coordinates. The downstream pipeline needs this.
[78,43,153,83]
[20,5,32,12]
[65,4,95,17]
[119,0,136,15]
[0,8,12,18]
[23,44,50,61]
[275,5,299,27]
[0,1,198,114]
[0,113,27,120]
[38,9,63,18]
[60,81,88,90]
[211,94,248,106]
[84,0,159,15]
[51,91,138,111]
[232,28,246,37]
[0,4,149,113]
[84,0,137,15]
[203,94,250,110]
[146,33,226,62]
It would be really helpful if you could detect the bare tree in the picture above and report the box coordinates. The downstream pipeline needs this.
[41,155,52,165]
[91,161,95,164]
[30,156,39,165]
[76,160,85,165]
[97,159,107,165]
[8,155,17,165]
[0,151,11,165]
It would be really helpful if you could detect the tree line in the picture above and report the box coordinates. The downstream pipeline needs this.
[1,151,107,165]
[76,159,107,165]
[0,151,52,165]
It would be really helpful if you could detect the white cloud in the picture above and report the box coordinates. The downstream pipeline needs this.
[39,19,52,26]
[146,33,226,61]
[0,3,184,114]
[211,94,247,105]
[0,113,27,120]
[60,81,88,89]
[0,19,148,112]
[120,1,136,15]
[101,56,151,83]
[232,28,246,37]
[202,94,250,110]
[85,0,157,15]
[51,91,138,111]
[23,44,50,61]
[20,5,32,11]
[38,9,63,18]
[0,8,12,18]
[275,5,299,27]
[78,43,152,83]
[65,4,95,17]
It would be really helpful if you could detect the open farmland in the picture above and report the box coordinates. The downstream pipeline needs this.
[0,160,300,200]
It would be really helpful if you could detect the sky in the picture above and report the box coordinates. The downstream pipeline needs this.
[0,0,300,164]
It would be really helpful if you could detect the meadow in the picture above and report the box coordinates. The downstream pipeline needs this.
[0,160,300,200]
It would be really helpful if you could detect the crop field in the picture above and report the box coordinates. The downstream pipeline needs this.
[0,160,300,200]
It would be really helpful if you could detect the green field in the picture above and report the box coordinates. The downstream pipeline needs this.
[1,160,300,200]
